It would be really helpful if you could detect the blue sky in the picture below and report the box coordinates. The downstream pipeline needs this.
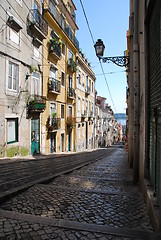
[74,0,129,113]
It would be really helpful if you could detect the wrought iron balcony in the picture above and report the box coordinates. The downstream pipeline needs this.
[85,86,90,96]
[81,110,87,120]
[89,111,93,118]
[48,117,61,132]
[28,95,46,113]
[67,116,76,129]
[49,40,61,59]
[65,27,79,50]
[27,9,48,40]
[68,58,77,73]
[48,78,61,94]
[44,0,79,50]
[67,87,76,99]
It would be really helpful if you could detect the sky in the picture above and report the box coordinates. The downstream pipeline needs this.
[74,0,129,113]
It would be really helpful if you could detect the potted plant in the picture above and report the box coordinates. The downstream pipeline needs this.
[67,116,76,129]
[52,112,57,118]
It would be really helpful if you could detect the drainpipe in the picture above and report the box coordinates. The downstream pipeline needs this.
[133,0,140,183]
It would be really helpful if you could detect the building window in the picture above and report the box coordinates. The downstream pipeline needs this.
[8,61,19,92]
[92,82,94,93]
[61,104,65,118]
[78,70,81,85]
[7,118,18,144]
[62,42,65,55]
[34,47,40,59]
[86,75,88,88]
[61,71,65,86]
[82,99,84,113]
[50,102,56,114]
[16,0,22,5]
[89,79,91,91]
[86,100,88,112]
[68,106,72,116]
[68,49,73,60]
[82,73,84,87]
[31,72,40,95]
[9,28,20,45]
[78,97,81,111]
[60,14,65,30]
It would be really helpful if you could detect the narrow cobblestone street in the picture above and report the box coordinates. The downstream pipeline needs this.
[0,146,160,239]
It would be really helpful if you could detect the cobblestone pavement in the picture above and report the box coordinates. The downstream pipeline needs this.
[0,145,160,239]
[0,148,114,201]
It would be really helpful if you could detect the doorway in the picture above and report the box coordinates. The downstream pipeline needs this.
[31,118,40,155]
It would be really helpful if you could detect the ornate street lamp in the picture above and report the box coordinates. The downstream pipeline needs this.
[94,39,129,67]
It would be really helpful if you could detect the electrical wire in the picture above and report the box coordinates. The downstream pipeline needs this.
[95,70,126,76]
[79,0,117,113]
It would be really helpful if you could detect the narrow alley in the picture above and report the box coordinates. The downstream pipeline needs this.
[0,145,159,239]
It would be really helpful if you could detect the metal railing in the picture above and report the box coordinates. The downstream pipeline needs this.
[85,86,90,95]
[48,78,61,93]
[49,41,61,57]
[67,87,76,98]
[47,0,79,50]
[27,9,48,36]
[50,117,61,130]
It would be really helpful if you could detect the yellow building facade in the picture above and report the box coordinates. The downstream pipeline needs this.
[42,0,79,154]
[76,52,96,151]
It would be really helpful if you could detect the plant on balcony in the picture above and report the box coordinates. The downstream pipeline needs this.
[30,65,39,73]
[28,96,46,112]
[46,115,60,132]
[49,36,56,45]
[67,116,76,129]
[52,112,57,118]
[68,58,77,73]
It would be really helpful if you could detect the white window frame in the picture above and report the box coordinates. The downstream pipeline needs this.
[31,72,40,96]
[9,28,20,45]
[68,49,73,60]
[16,0,22,5]
[78,96,81,111]
[82,73,85,88]
[78,70,81,85]
[62,42,65,56]
[50,102,57,116]
[82,98,84,113]
[6,60,20,95]
[68,106,72,116]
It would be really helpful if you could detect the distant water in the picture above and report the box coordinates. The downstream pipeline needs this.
[117,118,126,126]
[114,113,126,126]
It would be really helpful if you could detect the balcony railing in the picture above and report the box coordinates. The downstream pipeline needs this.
[81,110,87,120]
[28,95,46,113]
[48,78,61,94]
[85,86,90,95]
[68,58,77,73]
[48,117,61,131]
[44,0,79,50]
[65,27,79,50]
[49,40,61,59]
[27,9,48,40]
[67,116,76,129]
[89,111,93,118]
[67,87,76,99]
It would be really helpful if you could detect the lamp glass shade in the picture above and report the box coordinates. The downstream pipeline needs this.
[94,39,105,58]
